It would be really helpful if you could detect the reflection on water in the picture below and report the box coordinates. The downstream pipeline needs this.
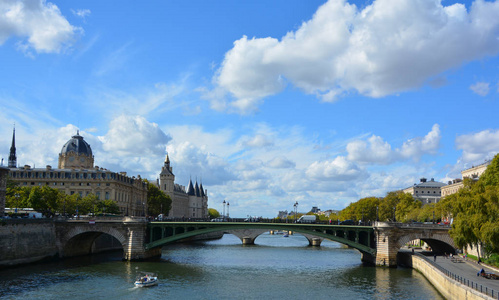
[0,233,443,300]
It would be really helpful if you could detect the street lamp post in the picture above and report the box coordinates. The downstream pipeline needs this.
[293,201,298,223]
[433,210,435,224]
[376,206,379,222]
[393,206,396,222]
[223,200,226,221]
[227,202,230,220]
[14,193,19,214]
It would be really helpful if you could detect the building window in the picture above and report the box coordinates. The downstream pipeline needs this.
[105,192,110,200]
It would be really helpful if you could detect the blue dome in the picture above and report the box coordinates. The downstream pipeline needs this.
[60,132,93,157]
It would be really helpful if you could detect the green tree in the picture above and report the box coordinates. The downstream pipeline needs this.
[28,186,63,217]
[378,192,402,221]
[146,182,172,217]
[447,154,499,257]
[5,186,30,211]
[339,197,379,222]
[208,208,220,219]
[395,192,421,222]
[97,199,121,215]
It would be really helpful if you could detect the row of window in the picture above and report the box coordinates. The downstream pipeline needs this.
[415,190,440,194]
[10,171,136,184]
[20,182,111,187]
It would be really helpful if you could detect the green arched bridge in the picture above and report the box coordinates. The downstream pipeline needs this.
[55,218,456,267]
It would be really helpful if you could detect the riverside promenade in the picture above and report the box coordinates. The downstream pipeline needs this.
[421,252,499,299]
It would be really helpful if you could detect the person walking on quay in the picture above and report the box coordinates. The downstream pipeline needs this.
[434,254,437,262]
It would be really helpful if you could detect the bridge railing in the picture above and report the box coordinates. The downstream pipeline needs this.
[414,253,499,299]
[378,221,451,229]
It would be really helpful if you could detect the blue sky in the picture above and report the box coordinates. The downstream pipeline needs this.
[1,0,499,218]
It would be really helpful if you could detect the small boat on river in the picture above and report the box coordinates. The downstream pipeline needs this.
[134,273,158,287]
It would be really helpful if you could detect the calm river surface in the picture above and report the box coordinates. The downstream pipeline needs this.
[0,233,443,299]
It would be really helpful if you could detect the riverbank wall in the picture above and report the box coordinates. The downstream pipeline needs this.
[0,219,124,268]
[0,219,58,268]
[399,252,492,300]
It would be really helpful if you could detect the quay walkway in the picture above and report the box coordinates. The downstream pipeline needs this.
[418,251,499,299]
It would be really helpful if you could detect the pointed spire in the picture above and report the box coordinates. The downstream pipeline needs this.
[164,153,170,165]
[8,125,17,168]
[200,182,205,197]
[195,181,200,197]
[187,178,195,195]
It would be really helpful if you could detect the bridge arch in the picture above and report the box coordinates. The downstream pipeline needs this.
[374,222,456,267]
[146,222,377,265]
[58,225,127,258]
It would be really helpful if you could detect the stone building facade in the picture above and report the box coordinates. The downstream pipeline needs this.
[402,178,446,205]
[157,155,208,219]
[441,160,491,197]
[7,131,147,216]
[0,166,8,217]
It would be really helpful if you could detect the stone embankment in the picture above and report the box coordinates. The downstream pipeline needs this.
[401,252,494,300]
[0,219,58,268]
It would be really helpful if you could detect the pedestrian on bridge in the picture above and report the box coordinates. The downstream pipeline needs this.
[434,254,436,262]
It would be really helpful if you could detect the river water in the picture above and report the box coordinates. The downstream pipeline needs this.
[0,233,443,299]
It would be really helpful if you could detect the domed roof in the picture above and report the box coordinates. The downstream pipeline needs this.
[60,131,93,157]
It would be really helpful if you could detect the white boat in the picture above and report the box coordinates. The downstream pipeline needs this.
[134,273,158,287]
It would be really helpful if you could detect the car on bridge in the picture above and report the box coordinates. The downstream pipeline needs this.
[339,220,355,225]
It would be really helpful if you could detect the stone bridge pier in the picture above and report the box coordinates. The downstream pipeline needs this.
[302,233,324,246]
[374,222,456,267]
[226,229,269,245]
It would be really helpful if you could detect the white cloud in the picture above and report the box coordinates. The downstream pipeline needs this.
[470,82,490,96]
[71,8,90,19]
[346,124,441,164]
[398,124,441,159]
[455,129,499,163]
[211,0,499,113]
[241,134,274,148]
[0,0,81,54]
[166,141,235,186]
[306,156,366,181]
[347,135,394,164]
[98,115,171,156]
[267,156,295,169]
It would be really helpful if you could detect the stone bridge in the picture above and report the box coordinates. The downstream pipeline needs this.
[55,217,161,260]
[54,219,455,267]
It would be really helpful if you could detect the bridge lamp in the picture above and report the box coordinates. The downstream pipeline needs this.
[227,202,229,220]
[15,193,19,214]
[223,200,226,220]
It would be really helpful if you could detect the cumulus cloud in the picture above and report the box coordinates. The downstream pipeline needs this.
[166,141,235,186]
[399,124,441,159]
[98,115,171,156]
[346,124,441,164]
[455,129,499,163]
[306,156,366,181]
[347,135,394,164]
[241,134,274,148]
[211,0,499,113]
[0,0,81,54]
[470,82,490,96]
[267,156,296,169]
